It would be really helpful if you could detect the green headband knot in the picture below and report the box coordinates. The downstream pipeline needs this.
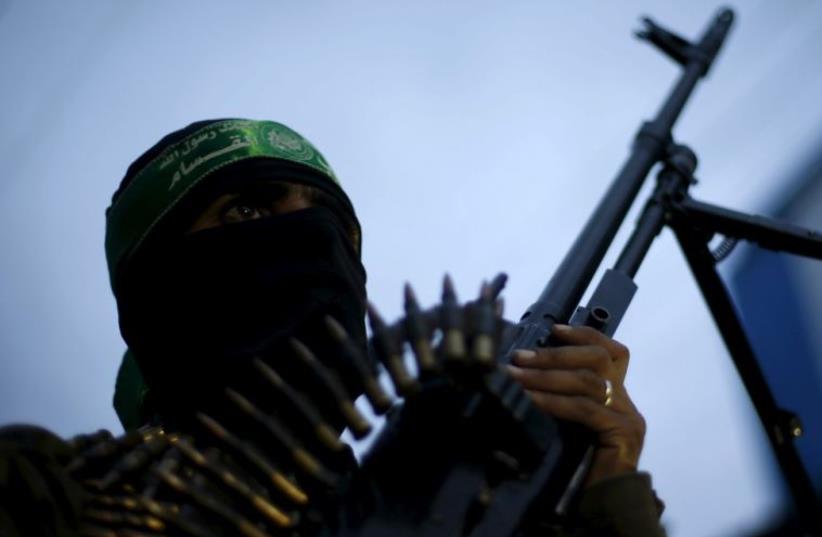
[105,119,338,289]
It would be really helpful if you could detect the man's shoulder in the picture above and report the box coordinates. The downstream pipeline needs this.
[0,424,96,537]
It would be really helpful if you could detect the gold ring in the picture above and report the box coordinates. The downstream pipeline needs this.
[604,379,614,407]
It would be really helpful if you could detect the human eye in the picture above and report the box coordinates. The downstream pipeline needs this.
[219,197,269,224]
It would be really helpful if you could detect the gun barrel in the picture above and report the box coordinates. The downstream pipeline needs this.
[521,8,735,333]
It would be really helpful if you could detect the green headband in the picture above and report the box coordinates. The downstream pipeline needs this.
[105,119,339,288]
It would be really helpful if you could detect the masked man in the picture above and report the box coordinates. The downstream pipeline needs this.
[0,119,665,537]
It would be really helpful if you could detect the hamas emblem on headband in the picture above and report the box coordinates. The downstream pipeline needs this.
[262,122,337,181]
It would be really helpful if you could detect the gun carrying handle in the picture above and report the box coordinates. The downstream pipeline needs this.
[545,269,637,510]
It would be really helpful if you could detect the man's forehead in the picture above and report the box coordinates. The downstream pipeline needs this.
[212,178,310,197]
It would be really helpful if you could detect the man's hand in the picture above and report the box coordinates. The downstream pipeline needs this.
[506,324,646,486]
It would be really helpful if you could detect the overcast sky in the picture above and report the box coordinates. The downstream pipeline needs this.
[1,2,821,536]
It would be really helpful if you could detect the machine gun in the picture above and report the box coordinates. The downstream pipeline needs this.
[65,7,821,537]
[343,6,822,536]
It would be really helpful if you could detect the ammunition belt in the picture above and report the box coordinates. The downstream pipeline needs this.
[68,275,513,537]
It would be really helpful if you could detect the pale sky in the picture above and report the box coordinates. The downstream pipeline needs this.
[2,2,821,536]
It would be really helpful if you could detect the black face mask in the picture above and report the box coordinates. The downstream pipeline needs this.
[117,207,368,427]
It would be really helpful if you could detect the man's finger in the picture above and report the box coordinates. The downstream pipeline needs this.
[551,324,630,380]
[524,390,618,432]
[511,345,614,378]
[551,325,629,360]
[507,366,608,401]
